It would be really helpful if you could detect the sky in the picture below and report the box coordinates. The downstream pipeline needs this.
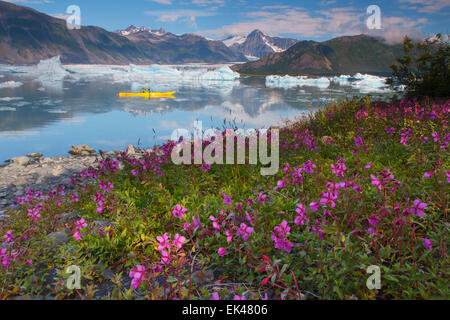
[4,0,450,42]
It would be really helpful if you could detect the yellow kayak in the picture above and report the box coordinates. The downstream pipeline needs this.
[118,91,176,98]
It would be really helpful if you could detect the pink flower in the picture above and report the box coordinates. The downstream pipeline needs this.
[3,231,14,243]
[223,194,232,206]
[257,193,268,204]
[320,191,338,208]
[226,229,233,243]
[71,194,79,203]
[371,174,382,191]
[156,233,171,251]
[421,238,433,250]
[310,201,320,211]
[238,223,254,240]
[218,247,227,257]
[73,231,82,241]
[276,180,286,190]
[129,265,146,289]
[295,204,306,225]
[331,158,346,177]
[193,216,201,231]
[173,234,186,249]
[234,295,246,300]
[172,204,187,220]
[364,162,372,170]
[355,136,364,147]
[211,292,220,300]
[210,216,221,233]
[424,172,433,179]
[75,218,88,231]
[411,199,428,218]
[160,250,171,265]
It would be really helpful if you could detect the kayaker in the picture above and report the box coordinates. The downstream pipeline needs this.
[141,87,151,93]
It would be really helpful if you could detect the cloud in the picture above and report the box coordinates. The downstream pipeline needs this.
[150,0,173,4]
[200,6,428,43]
[145,9,217,28]
[191,0,225,6]
[398,0,450,13]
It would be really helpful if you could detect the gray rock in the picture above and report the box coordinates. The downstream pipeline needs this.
[46,230,71,247]
[192,269,214,284]
[12,156,30,166]
[103,269,115,280]
[27,153,43,159]
[69,145,96,156]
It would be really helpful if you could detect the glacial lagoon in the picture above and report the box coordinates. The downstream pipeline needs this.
[0,58,395,161]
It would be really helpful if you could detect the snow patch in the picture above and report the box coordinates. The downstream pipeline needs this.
[223,35,247,47]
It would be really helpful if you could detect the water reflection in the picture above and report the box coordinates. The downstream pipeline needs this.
[0,71,385,160]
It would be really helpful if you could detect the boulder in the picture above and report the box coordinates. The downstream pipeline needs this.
[69,145,96,156]
[12,156,30,166]
[27,153,43,159]
[46,230,71,247]
[126,145,136,155]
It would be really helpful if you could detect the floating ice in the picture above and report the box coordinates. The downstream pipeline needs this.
[0,107,16,111]
[266,73,396,93]
[266,75,331,89]
[349,73,391,93]
[34,56,69,84]
[0,81,23,89]
[0,97,23,102]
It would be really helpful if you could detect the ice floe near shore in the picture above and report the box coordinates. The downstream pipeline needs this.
[266,73,396,93]
[266,75,331,89]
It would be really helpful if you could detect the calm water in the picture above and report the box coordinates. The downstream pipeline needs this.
[0,65,388,161]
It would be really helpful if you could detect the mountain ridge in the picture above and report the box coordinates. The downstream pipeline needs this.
[222,29,299,59]
[232,34,404,76]
[0,1,246,65]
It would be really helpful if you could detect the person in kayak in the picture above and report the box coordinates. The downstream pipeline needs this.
[141,87,151,93]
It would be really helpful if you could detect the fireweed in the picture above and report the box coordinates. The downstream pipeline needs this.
[0,97,448,300]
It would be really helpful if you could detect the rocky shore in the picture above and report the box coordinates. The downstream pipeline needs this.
[0,144,145,213]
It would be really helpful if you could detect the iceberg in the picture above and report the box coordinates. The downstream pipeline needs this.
[266,75,331,89]
[349,74,391,93]
[197,66,239,81]
[0,81,23,89]
[34,56,69,82]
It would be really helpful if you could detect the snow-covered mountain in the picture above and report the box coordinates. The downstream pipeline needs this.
[117,25,166,36]
[222,30,299,59]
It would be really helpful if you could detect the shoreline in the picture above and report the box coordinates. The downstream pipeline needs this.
[0,145,151,212]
